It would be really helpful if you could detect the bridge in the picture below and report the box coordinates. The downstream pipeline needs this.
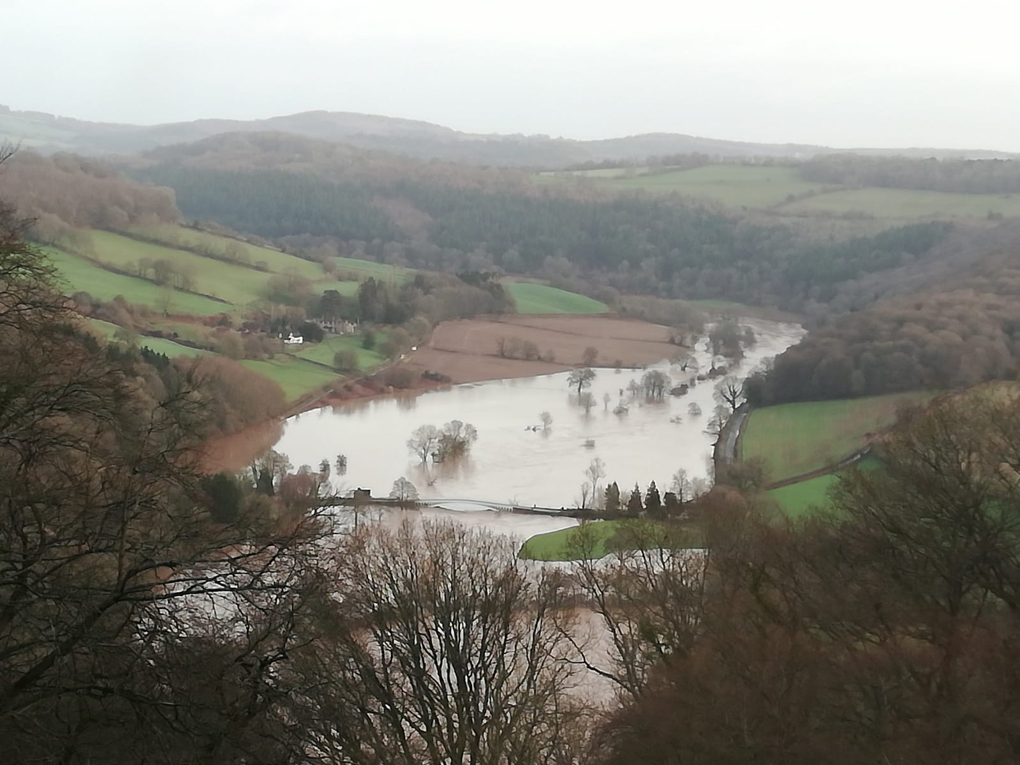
[322,495,580,517]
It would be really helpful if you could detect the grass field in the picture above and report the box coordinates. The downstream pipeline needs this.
[741,392,931,484]
[295,335,388,371]
[332,256,409,281]
[519,519,698,561]
[131,224,324,279]
[785,187,1020,219]
[86,230,281,305]
[241,357,339,401]
[47,248,230,316]
[539,163,1020,220]
[506,283,608,314]
[313,279,360,296]
[84,229,359,308]
[86,319,211,358]
[541,165,829,208]
[767,473,840,518]
[767,456,880,518]
[520,520,632,561]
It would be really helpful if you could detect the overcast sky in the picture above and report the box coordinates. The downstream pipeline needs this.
[5,0,1019,150]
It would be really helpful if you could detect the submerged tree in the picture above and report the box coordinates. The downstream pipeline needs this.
[407,423,441,464]
[568,367,597,395]
[437,419,478,459]
[641,370,670,400]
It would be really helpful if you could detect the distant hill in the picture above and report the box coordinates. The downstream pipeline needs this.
[2,104,1014,167]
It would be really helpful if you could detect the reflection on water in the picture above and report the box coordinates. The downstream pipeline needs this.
[274,319,804,509]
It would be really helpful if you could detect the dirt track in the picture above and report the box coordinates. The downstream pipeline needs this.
[401,315,682,384]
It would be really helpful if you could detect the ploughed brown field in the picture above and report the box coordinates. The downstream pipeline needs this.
[401,315,681,384]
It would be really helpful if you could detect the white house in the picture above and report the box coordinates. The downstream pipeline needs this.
[283,333,304,345]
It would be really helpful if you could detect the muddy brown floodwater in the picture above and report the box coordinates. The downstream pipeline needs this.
[271,318,803,525]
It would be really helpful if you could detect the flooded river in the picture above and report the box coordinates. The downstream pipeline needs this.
[273,318,804,519]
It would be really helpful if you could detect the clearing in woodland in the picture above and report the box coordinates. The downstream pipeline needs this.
[506,282,608,314]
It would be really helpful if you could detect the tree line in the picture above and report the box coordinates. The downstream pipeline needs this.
[801,152,1020,194]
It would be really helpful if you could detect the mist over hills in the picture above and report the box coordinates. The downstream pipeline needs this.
[2,103,1014,167]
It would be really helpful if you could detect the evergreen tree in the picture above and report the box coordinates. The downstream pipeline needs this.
[645,480,662,517]
[626,484,644,516]
[663,490,681,516]
[604,481,621,515]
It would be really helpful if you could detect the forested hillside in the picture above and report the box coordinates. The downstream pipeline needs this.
[756,223,1020,402]
[128,133,961,316]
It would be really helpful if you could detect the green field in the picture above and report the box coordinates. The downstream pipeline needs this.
[332,256,409,281]
[542,165,828,208]
[768,456,880,518]
[539,163,1020,220]
[785,187,1020,219]
[79,229,358,309]
[520,521,632,561]
[768,473,840,518]
[130,224,324,279]
[313,279,360,296]
[507,283,608,314]
[87,319,211,358]
[741,392,931,484]
[85,230,292,306]
[519,519,697,561]
[295,334,388,371]
[47,248,230,316]
[241,357,339,401]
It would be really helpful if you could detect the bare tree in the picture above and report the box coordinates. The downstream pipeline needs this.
[603,392,612,410]
[437,419,478,459]
[0,203,334,760]
[641,370,670,399]
[705,404,730,441]
[250,447,292,496]
[583,346,599,366]
[540,411,553,429]
[713,376,744,412]
[157,283,175,316]
[294,521,585,765]
[568,367,596,395]
[585,457,606,508]
[407,424,441,464]
[390,476,419,505]
[565,523,706,699]
[670,467,693,504]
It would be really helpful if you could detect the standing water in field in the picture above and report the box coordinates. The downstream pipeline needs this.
[273,318,804,510]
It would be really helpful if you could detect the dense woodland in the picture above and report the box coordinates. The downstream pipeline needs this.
[2,151,177,232]
[755,228,1020,402]
[128,134,961,315]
